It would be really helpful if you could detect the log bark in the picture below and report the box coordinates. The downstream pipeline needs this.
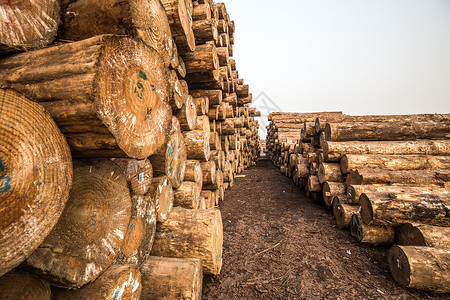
[140,256,202,300]
[307,175,322,192]
[146,176,174,223]
[176,95,198,131]
[269,111,342,122]
[193,19,218,44]
[183,130,210,161]
[332,196,359,229]
[0,269,51,300]
[201,161,216,185]
[184,160,202,185]
[25,159,131,288]
[174,181,201,209]
[113,195,156,266]
[60,0,173,67]
[151,207,223,275]
[0,0,60,53]
[161,0,196,52]
[190,89,222,105]
[0,35,172,159]
[341,154,450,174]
[193,97,207,115]
[360,192,450,227]
[388,245,450,293]
[53,265,141,299]
[0,89,72,277]
[317,163,343,184]
[192,3,211,21]
[110,158,153,195]
[397,223,450,249]
[194,115,211,139]
[182,43,218,73]
[350,214,395,246]
[323,182,346,209]
[168,70,185,110]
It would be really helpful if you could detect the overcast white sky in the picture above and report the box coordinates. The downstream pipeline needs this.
[223,0,450,137]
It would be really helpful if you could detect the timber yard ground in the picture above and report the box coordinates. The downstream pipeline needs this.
[202,159,450,300]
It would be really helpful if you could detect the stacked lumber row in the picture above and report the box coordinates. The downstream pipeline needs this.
[0,0,259,298]
[266,112,450,293]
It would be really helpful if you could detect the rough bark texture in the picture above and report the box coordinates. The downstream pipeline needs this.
[397,223,450,250]
[176,95,198,131]
[161,0,195,52]
[323,182,346,209]
[350,214,395,246]
[182,43,218,73]
[0,89,72,277]
[146,176,174,223]
[183,130,210,161]
[174,181,201,209]
[184,160,202,184]
[332,196,358,229]
[317,163,343,184]
[0,269,51,300]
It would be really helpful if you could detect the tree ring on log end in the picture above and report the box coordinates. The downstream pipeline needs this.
[388,245,411,287]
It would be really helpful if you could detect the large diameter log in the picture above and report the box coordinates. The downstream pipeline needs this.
[146,176,174,223]
[111,158,153,195]
[53,265,141,300]
[346,169,450,187]
[0,89,72,277]
[332,196,359,229]
[360,192,450,227]
[176,95,198,131]
[322,140,450,160]
[149,120,187,188]
[113,195,156,266]
[182,43,219,73]
[184,160,202,184]
[347,184,449,204]
[350,214,395,246]
[317,163,343,184]
[140,256,202,300]
[0,269,51,300]
[183,130,211,161]
[174,181,201,209]
[397,223,450,250]
[151,207,223,275]
[0,35,171,159]
[0,0,60,53]
[323,182,346,209]
[388,246,450,293]
[25,159,131,288]
[161,0,196,52]
[325,121,450,142]
[341,154,450,174]
[60,0,173,67]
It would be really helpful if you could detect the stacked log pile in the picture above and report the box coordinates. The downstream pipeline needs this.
[266,112,450,293]
[0,0,259,297]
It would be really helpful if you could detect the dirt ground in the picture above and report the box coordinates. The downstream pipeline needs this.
[202,159,449,299]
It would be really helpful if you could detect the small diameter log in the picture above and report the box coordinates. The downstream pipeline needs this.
[111,158,153,195]
[161,0,195,52]
[177,55,187,78]
[193,19,218,44]
[168,70,184,110]
[360,192,450,227]
[174,181,201,209]
[0,35,172,159]
[317,163,343,184]
[200,161,217,185]
[146,176,174,223]
[25,159,131,288]
[209,150,222,169]
[201,190,215,208]
[194,115,211,139]
[193,97,207,115]
[113,195,157,266]
[0,89,72,277]
[183,130,211,161]
[350,214,395,246]
[192,3,211,21]
[151,207,223,275]
[397,223,450,249]
[346,169,450,187]
[0,0,60,53]
[53,265,141,300]
[60,0,173,67]
[0,270,51,300]
[347,185,449,204]
[140,256,202,300]
[332,196,359,229]
[307,176,322,192]
[184,160,203,185]
[388,245,450,293]
[340,154,450,174]
[176,95,198,131]
[210,132,221,150]
[182,43,218,73]
[190,89,222,105]
[323,182,346,209]
[149,121,187,189]
[199,196,207,209]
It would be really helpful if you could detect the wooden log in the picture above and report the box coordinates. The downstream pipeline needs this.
[25,159,131,288]
[201,190,215,208]
[110,158,153,195]
[0,0,60,53]
[333,196,359,229]
[307,175,322,192]
[193,19,218,44]
[210,132,221,150]
[185,69,220,83]
[182,43,218,73]
[217,47,229,66]
[268,111,343,122]
[0,269,51,300]
[325,121,450,142]
[176,95,198,131]
[161,0,196,52]
[200,161,216,185]
[192,3,211,21]
[397,223,450,249]
[199,196,207,209]
[59,0,173,67]
[0,35,172,159]
[350,214,395,246]
[346,169,450,187]
[322,140,450,160]
[151,207,223,275]
[146,176,174,223]
[113,195,156,266]
[341,154,450,174]
[183,130,210,161]
[360,192,450,227]
[168,70,185,110]
[53,265,141,299]
[193,97,207,115]
[218,119,236,135]
[177,55,187,78]
[170,41,180,69]
[194,115,211,139]
[190,89,222,105]
[388,246,450,293]
[317,163,343,184]
[323,182,346,209]
[0,89,72,277]
[140,256,202,300]
[174,181,201,209]
[347,184,449,204]
[149,121,187,189]
[184,160,203,185]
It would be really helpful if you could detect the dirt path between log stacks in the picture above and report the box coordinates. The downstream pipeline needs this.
[202,159,449,300]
